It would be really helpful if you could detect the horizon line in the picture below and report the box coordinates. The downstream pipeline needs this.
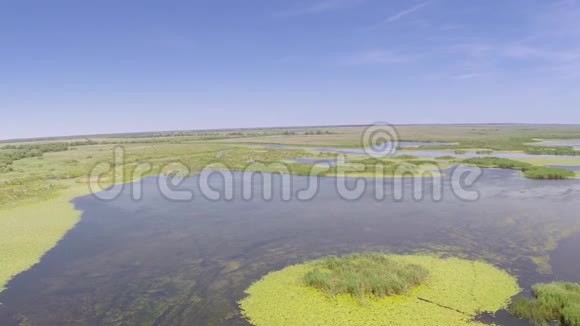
[3,122,580,143]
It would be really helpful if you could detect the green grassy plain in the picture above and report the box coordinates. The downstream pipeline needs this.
[213,124,580,151]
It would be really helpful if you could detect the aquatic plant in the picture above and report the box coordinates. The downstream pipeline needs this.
[512,282,580,325]
[303,253,429,299]
[0,183,86,292]
[240,254,521,326]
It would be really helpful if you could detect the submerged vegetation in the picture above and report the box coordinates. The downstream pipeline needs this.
[303,253,429,299]
[0,143,321,292]
[2,139,445,293]
[512,282,580,326]
[240,254,520,326]
[462,157,575,179]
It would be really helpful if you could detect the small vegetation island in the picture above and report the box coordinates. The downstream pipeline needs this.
[525,147,580,156]
[303,254,429,299]
[462,157,576,180]
[512,282,580,326]
[239,253,521,325]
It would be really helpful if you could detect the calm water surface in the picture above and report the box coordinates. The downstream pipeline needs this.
[1,169,580,325]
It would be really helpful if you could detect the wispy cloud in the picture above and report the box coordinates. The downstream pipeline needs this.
[275,0,366,17]
[341,50,413,65]
[385,2,431,23]
[363,1,431,30]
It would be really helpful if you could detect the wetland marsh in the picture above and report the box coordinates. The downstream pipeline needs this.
[4,0,580,322]
[2,125,580,325]
[1,167,580,325]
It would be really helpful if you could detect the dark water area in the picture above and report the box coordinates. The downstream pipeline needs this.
[1,169,580,325]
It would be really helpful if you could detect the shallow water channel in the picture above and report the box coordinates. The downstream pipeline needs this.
[265,144,580,161]
[1,169,580,325]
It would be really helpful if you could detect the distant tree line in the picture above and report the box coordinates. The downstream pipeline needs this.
[68,139,99,146]
[304,130,333,135]
[0,142,70,173]
[283,130,333,136]
[2,142,69,152]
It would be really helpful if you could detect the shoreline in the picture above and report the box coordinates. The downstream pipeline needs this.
[0,183,88,293]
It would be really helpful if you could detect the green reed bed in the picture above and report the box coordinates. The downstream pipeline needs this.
[303,253,429,299]
[523,167,575,180]
[512,282,580,326]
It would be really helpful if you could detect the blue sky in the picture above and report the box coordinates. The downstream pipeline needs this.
[1,0,579,139]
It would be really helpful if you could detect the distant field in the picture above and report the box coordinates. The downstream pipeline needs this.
[3,123,580,207]
[211,124,580,150]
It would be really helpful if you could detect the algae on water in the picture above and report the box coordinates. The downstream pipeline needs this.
[240,254,521,326]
